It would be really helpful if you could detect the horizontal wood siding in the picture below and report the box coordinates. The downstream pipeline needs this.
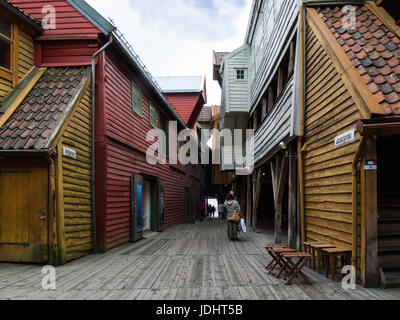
[165,93,201,126]
[102,51,201,250]
[9,0,100,38]
[62,84,93,261]
[303,24,361,250]
[249,0,298,106]
[18,30,35,81]
[254,77,294,164]
[226,46,249,113]
[0,77,13,103]
[40,40,98,66]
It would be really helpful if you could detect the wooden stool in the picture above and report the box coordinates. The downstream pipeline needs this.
[268,248,296,277]
[323,247,352,281]
[303,242,326,267]
[265,244,287,271]
[282,252,313,286]
[309,243,336,272]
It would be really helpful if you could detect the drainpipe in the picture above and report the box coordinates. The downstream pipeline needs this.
[91,33,114,253]
[352,136,366,270]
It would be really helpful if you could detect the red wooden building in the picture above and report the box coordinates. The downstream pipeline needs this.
[9,0,203,254]
[156,76,207,129]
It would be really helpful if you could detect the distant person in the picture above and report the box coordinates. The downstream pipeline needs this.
[198,201,206,222]
[211,206,216,218]
[224,193,242,241]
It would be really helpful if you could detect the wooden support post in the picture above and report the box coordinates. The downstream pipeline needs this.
[277,67,284,98]
[288,144,297,249]
[262,96,267,121]
[271,154,289,244]
[246,174,252,228]
[56,142,67,265]
[288,40,295,75]
[361,137,379,288]
[267,87,274,114]
[252,168,262,231]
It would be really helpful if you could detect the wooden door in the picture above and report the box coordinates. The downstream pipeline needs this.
[131,174,144,242]
[158,180,166,232]
[0,158,49,263]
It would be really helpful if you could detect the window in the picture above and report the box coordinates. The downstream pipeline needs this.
[149,102,157,128]
[159,112,169,156]
[236,69,245,80]
[0,19,11,70]
[132,82,142,116]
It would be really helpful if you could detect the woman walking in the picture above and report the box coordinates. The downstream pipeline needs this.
[224,193,242,241]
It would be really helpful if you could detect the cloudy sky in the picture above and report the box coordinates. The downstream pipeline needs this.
[86,0,252,106]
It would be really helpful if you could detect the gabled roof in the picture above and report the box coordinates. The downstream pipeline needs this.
[0,67,90,151]
[318,4,400,115]
[155,76,205,94]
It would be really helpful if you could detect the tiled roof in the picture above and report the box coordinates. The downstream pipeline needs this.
[0,67,91,151]
[213,51,229,66]
[318,5,400,115]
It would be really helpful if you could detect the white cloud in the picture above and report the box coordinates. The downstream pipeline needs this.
[86,0,252,106]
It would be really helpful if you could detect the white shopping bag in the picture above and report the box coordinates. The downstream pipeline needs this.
[240,218,247,233]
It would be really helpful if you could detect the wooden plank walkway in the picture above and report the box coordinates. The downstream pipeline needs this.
[1,219,400,300]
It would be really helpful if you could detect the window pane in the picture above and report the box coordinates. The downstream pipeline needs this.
[132,82,142,116]
[150,103,157,128]
[0,20,11,38]
[0,39,11,69]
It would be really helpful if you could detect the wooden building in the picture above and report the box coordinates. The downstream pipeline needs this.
[0,0,203,263]
[300,1,400,287]
[215,0,400,287]
[0,0,94,265]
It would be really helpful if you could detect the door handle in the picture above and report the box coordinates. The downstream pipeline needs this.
[41,209,47,221]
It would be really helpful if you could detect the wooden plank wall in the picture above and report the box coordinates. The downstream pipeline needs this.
[61,85,93,262]
[0,27,35,102]
[9,0,101,38]
[18,30,34,81]
[102,51,201,250]
[303,24,362,251]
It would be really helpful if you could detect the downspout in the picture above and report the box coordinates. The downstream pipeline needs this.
[91,33,114,253]
[352,136,366,270]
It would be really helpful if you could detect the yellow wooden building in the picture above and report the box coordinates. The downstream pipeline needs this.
[0,2,93,265]
[299,2,400,287]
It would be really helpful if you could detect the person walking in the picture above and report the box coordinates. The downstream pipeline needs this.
[224,193,242,241]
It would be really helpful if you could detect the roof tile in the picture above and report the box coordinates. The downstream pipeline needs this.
[317,3,400,113]
[0,67,90,151]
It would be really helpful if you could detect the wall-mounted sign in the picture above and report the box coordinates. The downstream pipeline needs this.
[364,160,377,171]
[63,147,77,159]
[335,129,355,148]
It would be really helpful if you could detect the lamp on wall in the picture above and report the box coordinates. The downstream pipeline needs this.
[279,141,287,150]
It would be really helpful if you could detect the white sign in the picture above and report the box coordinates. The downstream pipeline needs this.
[63,147,76,159]
[335,129,355,148]
[364,160,377,170]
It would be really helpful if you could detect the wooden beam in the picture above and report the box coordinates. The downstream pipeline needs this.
[361,137,379,288]
[12,24,19,87]
[267,86,274,114]
[246,174,252,228]
[288,40,295,75]
[56,142,67,265]
[288,144,297,249]
[271,154,289,244]
[253,168,262,231]
[277,67,284,98]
